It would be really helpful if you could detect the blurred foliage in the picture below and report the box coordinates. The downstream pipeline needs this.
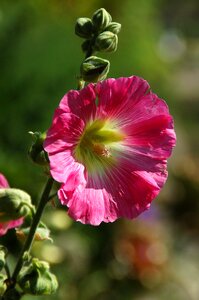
[0,0,199,299]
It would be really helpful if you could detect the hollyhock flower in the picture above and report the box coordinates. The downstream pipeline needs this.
[44,76,176,225]
[0,173,23,236]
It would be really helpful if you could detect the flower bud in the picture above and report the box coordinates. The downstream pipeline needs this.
[28,131,48,166]
[0,188,32,222]
[105,22,121,35]
[0,246,7,271]
[92,8,112,32]
[0,274,6,296]
[75,17,93,39]
[16,222,52,243]
[94,31,118,52]
[18,258,58,295]
[80,56,110,83]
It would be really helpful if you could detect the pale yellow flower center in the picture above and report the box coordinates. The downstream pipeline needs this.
[74,119,125,174]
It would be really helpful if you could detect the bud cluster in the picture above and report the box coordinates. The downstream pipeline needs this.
[75,8,121,55]
[75,8,121,83]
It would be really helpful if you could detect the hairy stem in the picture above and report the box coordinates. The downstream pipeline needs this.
[4,263,11,280]
[9,177,54,287]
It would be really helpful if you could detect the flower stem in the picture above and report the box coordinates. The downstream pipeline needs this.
[85,46,93,58]
[10,177,54,286]
[4,263,11,281]
[77,79,85,90]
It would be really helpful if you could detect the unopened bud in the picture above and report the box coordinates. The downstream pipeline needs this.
[95,31,118,52]
[29,131,48,166]
[18,258,58,295]
[80,56,110,82]
[92,8,112,32]
[75,17,93,39]
[0,189,32,222]
[105,22,121,35]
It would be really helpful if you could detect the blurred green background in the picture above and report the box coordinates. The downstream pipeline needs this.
[0,0,199,299]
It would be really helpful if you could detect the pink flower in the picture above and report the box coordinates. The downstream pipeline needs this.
[0,174,9,189]
[0,173,23,236]
[44,76,176,225]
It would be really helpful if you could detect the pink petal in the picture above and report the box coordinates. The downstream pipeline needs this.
[44,76,176,225]
[122,92,171,126]
[0,173,9,188]
[59,182,119,226]
[48,149,85,184]
[44,112,85,154]
[58,84,97,122]
[44,111,86,184]
[0,218,23,236]
[95,76,150,119]
[0,174,23,236]
[123,115,175,158]
[58,162,163,225]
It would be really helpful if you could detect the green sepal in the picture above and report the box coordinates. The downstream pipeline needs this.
[105,22,121,34]
[80,56,110,83]
[92,8,112,32]
[28,131,49,166]
[18,258,58,295]
[75,17,93,39]
[0,189,32,222]
[16,222,52,243]
[94,31,118,53]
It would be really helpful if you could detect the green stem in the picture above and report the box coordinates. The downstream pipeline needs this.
[4,263,11,280]
[85,37,97,59]
[77,79,85,90]
[48,192,57,201]
[85,46,93,58]
[10,177,54,285]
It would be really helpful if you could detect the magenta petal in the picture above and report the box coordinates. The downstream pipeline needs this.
[0,173,9,188]
[48,150,84,183]
[95,76,150,119]
[44,112,85,154]
[0,174,24,236]
[125,92,171,125]
[58,164,164,225]
[122,115,176,161]
[101,168,162,220]
[0,218,23,236]
[44,111,86,184]
[58,85,96,122]
[44,76,176,225]
[59,183,119,225]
